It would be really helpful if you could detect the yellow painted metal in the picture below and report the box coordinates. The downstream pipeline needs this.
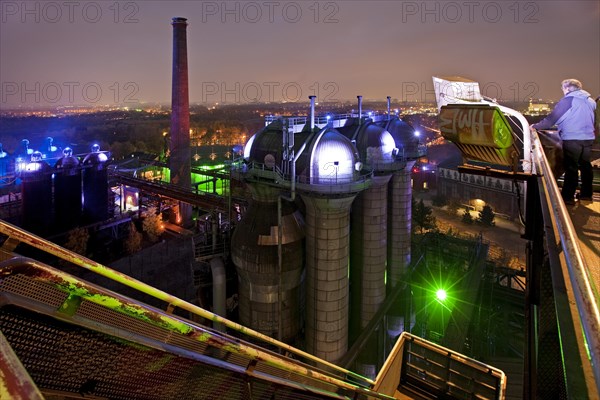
[439,104,515,165]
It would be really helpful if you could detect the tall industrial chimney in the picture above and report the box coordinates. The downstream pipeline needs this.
[170,17,192,224]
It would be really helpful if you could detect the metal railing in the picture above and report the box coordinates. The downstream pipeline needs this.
[0,330,44,400]
[0,256,393,399]
[0,219,384,396]
[530,128,600,396]
[374,332,506,400]
[264,113,394,131]
[237,161,373,194]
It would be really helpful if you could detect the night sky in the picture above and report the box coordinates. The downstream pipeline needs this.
[1,0,599,108]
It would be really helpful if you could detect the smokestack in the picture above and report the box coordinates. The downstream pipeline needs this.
[170,17,192,224]
[309,95,316,130]
[357,95,363,125]
[387,96,391,120]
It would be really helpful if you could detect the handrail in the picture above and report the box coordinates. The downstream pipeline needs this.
[238,161,373,187]
[0,331,44,400]
[374,332,506,399]
[0,219,375,390]
[531,128,600,394]
[0,256,393,399]
[265,112,391,127]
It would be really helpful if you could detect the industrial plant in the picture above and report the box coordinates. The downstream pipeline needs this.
[0,17,597,400]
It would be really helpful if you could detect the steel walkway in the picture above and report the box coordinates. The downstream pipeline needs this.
[0,220,506,400]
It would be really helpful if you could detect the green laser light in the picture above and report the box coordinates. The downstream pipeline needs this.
[436,289,447,301]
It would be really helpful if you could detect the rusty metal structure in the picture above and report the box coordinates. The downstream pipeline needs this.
[0,219,507,400]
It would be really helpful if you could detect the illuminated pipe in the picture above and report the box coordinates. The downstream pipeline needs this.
[387,96,391,120]
[496,104,532,173]
[357,95,363,124]
[212,214,218,252]
[278,116,302,344]
[210,256,226,332]
[309,95,316,130]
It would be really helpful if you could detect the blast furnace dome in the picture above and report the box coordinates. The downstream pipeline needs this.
[242,120,360,185]
[242,119,311,166]
[380,117,419,155]
[55,147,80,169]
[23,151,51,175]
[83,144,109,165]
[243,134,256,160]
[353,123,396,165]
[302,128,359,184]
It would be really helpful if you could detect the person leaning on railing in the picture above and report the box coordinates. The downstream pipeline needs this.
[531,79,597,205]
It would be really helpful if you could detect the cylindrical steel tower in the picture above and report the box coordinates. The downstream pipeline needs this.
[82,144,109,224]
[231,184,305,343]
[234,121,308,343]
[382,117,421,289]
[170,17,192,225]
[387,167,414,287]
[54,147,82,232]
[379,114,423,343]
[335,117,399,377]
[21,151,52,235]
[335,120,397,332]
[303,194,356,362]
[297,128,369,362]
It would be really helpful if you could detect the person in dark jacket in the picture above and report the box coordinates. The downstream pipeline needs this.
[532,79,596,204]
